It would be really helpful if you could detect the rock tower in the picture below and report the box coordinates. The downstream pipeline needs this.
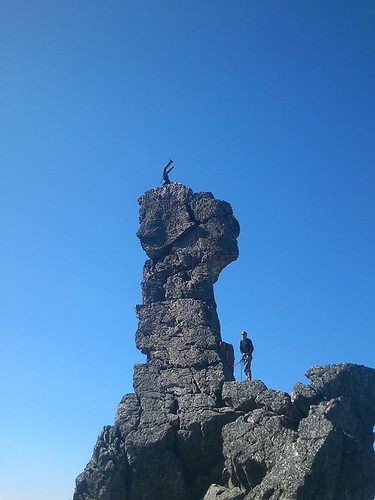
[74,183,375,500]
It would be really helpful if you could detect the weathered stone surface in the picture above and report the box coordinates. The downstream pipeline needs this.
[136,184,195,260]
[74,425,127,500]
[290,381,324,417]
[219,364,375,500]
[204,484,244,500]
[306,363,375,426]
[74,183,240,500]
[222,380,267,413]
[73,183,375,500]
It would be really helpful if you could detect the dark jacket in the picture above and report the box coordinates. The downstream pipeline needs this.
[240,338,254,357]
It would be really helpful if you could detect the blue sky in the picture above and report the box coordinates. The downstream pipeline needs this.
[1,1,374,499]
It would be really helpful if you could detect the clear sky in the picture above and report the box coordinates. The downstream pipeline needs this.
[1,1,374,499]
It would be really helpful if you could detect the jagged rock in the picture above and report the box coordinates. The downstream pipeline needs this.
[74,425,127,500]
[220,364,375,500]
[204,484,244,500]
[136,184,195,260]
[306,363,375,426]
[222,380,267,413]
[73,183,375,500]
[290,382,324,417]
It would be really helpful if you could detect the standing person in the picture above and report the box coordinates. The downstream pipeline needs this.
[240,331,254,381]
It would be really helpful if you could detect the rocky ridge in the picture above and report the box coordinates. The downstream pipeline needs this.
[74,183,375,500]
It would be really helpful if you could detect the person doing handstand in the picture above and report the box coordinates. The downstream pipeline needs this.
[161,159,174,185]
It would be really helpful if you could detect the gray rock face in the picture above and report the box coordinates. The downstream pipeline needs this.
[73,183,375,500]
[220,364,375,500]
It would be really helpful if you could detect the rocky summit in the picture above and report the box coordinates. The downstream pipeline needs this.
[73,183,375,500]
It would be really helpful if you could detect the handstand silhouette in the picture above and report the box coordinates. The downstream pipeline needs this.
[161,159,174,185]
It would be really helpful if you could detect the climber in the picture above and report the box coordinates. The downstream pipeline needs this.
[161,159,174,185]
[240,331,254,381]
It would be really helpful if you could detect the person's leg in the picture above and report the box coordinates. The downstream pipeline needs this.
[244,358,250,380]
[247,360,252,380]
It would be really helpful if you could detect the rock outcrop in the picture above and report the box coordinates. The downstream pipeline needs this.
[73,183,375,500]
